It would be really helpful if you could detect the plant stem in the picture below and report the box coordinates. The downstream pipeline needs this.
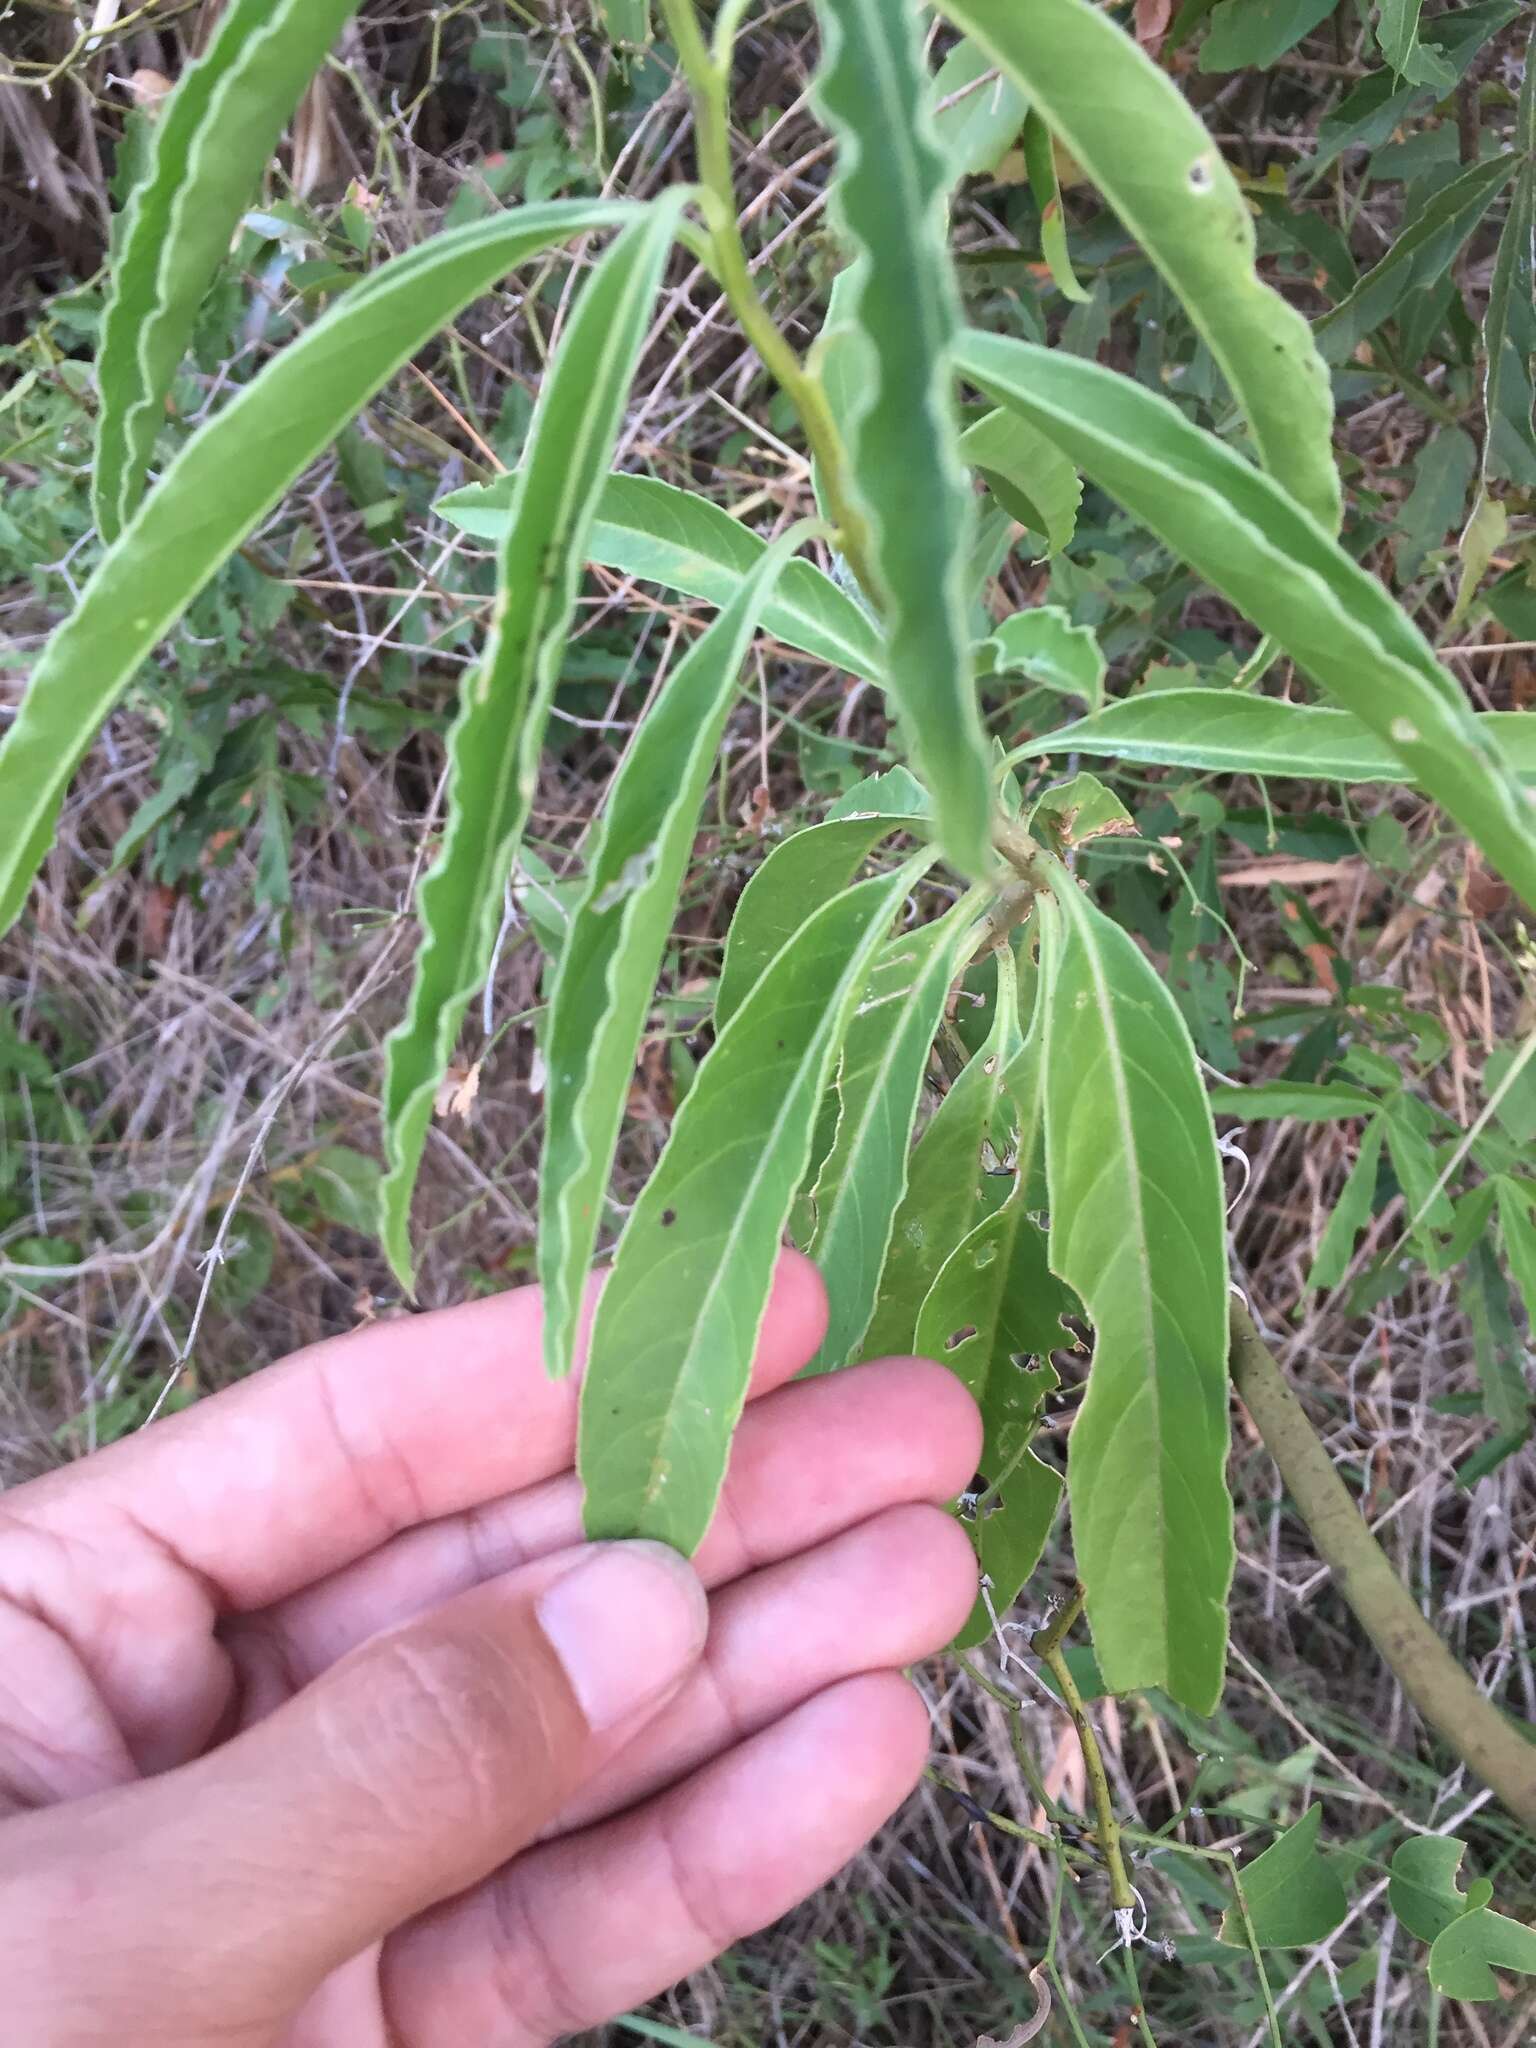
[656,0,880,602]
[1037,1632,1136,1917]
[1030,1583,1085,1659]
[1229,1300,1536,1832]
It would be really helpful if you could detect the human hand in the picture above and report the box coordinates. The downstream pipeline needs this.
[0,1250,980,2045]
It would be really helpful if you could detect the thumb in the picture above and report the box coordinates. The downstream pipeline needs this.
[8,1541,706,2042]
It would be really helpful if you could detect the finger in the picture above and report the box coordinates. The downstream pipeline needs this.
[3,1542,707,2042]
[239,1357,981,1703]
[15,1249,827,1613]
[382,1673,932,2048]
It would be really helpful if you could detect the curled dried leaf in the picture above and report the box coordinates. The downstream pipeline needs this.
[975,1965,1052,2045]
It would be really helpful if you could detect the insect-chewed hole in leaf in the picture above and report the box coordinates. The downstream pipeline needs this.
[1188,154,1214,191]
[660,1208,677,1227]
[946,1325,978,1351]
[973,1242,999,1269]
[982,1055,997,1074]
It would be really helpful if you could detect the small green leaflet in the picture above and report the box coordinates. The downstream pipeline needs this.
[806,908,974,1374]
[437,470,882,679]
[959,407,1081,555]
[1482,31,1536,490]
[931,35,1028,182]
[1307,1117,1386,1292]
[1007,688,1536,787]
[1429,1909,1536,2002]
[578,859,927,1552]
[381,197,686,1292]
[1219,1806,1348,1949]
[983,609,1104,711]
[1376,0,1456,90]
[1389,1836,1490,1944]
[1208,1080,1380,1123]
[936,0,1339,532]
[812,0,992,879]
[538,528,810,1382]
[715,771,931,1029]
[956,333,1536,912]
[914,1182,1074,1650]
[859,957,1022,1362]
[1037,878,1232,1712]
[93,0,363,541]
[0,197,636,944]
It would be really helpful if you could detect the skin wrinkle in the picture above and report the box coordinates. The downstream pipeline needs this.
[310,1349,434,1559]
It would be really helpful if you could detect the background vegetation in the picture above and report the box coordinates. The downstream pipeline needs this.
[1,0,1534,2040]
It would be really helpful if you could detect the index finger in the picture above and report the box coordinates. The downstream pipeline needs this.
[15,1249,829,1611]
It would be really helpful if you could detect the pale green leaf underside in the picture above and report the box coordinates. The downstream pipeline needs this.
[381,197,688,1291]
[539,529,809,1382]
[1389,1836,1480,1945]
[1008,689,1536,787]
[1207,1080,1381,1123]
[959,407,1081,555]
[1039,881,1232,1712]
[931,34,1028,182]
[579,860,926,1553]
[937,0,1339,531]
[813,0,992,878]
[957,334,1536,911]
[436,470,881,679]
[1219,1806,1348,1949]
[1429,1909,1536,2002]
[0,198,636,944]
[94,0,364,540]
[985,607,1104,710]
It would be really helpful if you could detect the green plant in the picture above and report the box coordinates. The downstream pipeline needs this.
[3,0,1535,2032]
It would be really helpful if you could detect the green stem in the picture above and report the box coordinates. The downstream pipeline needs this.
[1229,1301,1536,1832]
[656,0,880,602]
[1037,1633,1135,1917]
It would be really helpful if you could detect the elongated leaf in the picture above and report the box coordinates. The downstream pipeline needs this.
[807,909,974,1372]
[1208,1080,1380,1122]
[0,198,636,944]
[1483,34,1536,489]
[812,0,992,878]
[984,609,1104,711]
[1496,1178,1536,1329]
[1023,112,1088,303]
[381,198,687,1291]
[1008,688,1536,787]
[1219,1806,1348,1949]
[1460,1238,1532,1478]
[959,406,1081,554]
[1376,0,1456,91]
[1389,1836,1486,1944]
[93,0,363,541]
[1037,877,1231,1711]
[915,1183,1074,1648]
[860,959,1022,1362]
[437,471,882,678]
[1316,154,1517,364]
[715,776,931,1029]
[956,334,1536,910]
[931,35,1028,181]
[1308,1116,1386,1292]
[937,0,1338,530]
[578,860,926,1550]
[1429,1908,1536,2001]
[539,529,808,1382]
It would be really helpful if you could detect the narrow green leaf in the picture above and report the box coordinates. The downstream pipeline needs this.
[1208,1080,1381,1122]
[538,528,809,1382]
[1429,1908,1536,2002]
[1037,878,1232,1712]
[578,860,927,1551]
[1482,34,1536,489]
[937,0,1339,530]
[1496,1178,1536,1329]
[806,909,974,1373]
[1007,688,1536,788]
[984,609,1104,711]
[812,0,993,878]
[1385,1102,1455,1237]
[1220,1806,1349,1949]
[1023,112,1088,303]
[437,471,882,679]
[1200,0,1339,70]
[715,781,930,1030]
[931,35,1028,181]
[859,962,1022,1362]
[1316,155,1517,364]
[381,197,687,1292]
[1308,1116,1387,1292]
[1460,1238,1533,1468]
[957,334,1536,910]
[597,0,651,44]
[0,198,636,944]
[959,406,1081,554]
[1396,428,1478,581]
[1390,1837,1483,1944]
[93,0,363,540]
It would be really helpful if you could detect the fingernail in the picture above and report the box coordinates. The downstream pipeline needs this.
[537,1541,708,1732]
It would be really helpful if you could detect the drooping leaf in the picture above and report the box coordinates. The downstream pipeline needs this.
[1007,688,1536,788]
[436,471,882,679]
[1376,0,1456,90]
[578,860,927,1551]
[538,528,809,1382]
[1023,112,1088,303]
[806,908,974,1374]
[1037,876,1232,1712]
[1207,1080,1381,1122]
[812,0,993,878]
[0,198,637,944]
[1220,1806,1349,1949]
[93,0,364,541]
[1307,1116,1387,1292]
[381,197,687,1291]
[1199,0,1339,70]
[1429,1908,1536,2001]
[931,35,1028,181]
[959,407,1082,554]
[956,334,1536,910]
[1390,1836,1486,1944]
[983,609,1104,710]
[859,958,1023,1362]
[1482,32,1536,490]
[936,0,1339,531]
